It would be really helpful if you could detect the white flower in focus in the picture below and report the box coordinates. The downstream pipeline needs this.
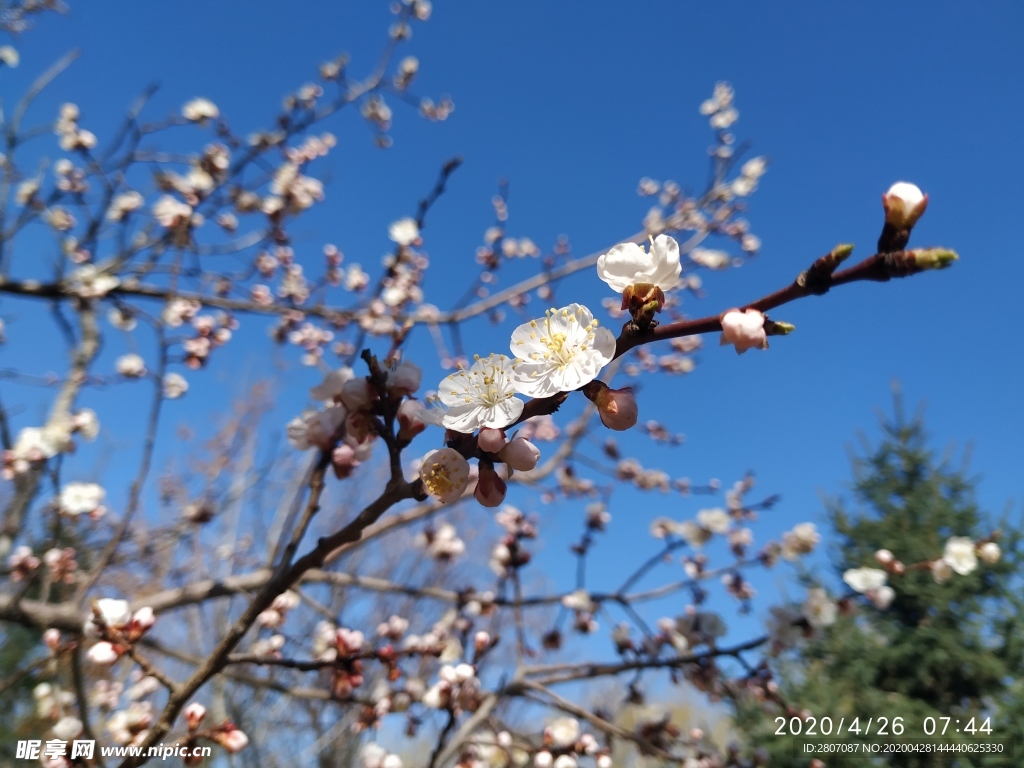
[116,353,146,378]
[509,304,615,397]
[437,354,524,432]
[163,373,189,399]
[419,448,470,503]
[719,308,767,354]
[942,536,977,576]
[842,567,887,594]
[596,234,681,293]
[59,482,105,517]
[388,217,420,246]
[182,98,219,122]
[802,588,837,628]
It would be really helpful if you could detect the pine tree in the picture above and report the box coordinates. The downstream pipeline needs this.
[737,398,1024,767]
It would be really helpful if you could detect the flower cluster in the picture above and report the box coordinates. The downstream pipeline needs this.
[84,599,157,666]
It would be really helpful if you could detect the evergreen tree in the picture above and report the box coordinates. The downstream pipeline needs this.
[737,399,1024,767]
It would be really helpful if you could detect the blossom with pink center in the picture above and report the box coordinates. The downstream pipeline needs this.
[719,308,768,354]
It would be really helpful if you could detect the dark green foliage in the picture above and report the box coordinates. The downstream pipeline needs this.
[737,401,1024,767]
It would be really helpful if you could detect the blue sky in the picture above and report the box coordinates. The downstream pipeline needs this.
[2,0,1023,650]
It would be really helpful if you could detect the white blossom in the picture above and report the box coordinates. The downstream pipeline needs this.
[596,234,681,293]
[116,353,147,378]
[182,98,219,122]
[544,716,580,748]
[68,265,119,298]
[436,354,524,432]
[418,448,470,503]
[286,406,346,450]
[388,217,420,246]
[58,482,105,517]
[719,308,767,354]
[0,45,18,68]
[842,567,887,593]
[697,508,730,534]
[509,304,615,397]
[802,588,837,628]
[310,367,355,402]
[942,536,977,576]
[979,541,1001,564]
[162,373,189,399]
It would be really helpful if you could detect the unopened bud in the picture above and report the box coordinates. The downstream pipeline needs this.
[882,182,928,230]
[43,628,61,651]
[584,381,638,431]
[979,541,1001,564]
[474,462,507,508]
[477,427,506,454]
[474,630,491,652]
[910,248,958,270]
[764,319,795,336]
[875,549,894,565]
[184,702,207,730]
[831,243,855,261]
[396,399,428,442]
[496,437,540,471]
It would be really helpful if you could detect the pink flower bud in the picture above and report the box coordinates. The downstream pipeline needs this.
[331,443,360,480]
[474,463,507,508]
[87,641,120,666]
[477,427,507,454]
[396,399,428,442]
[594,387,638,431]
[882,182,928,230]
[183,702,207,730]
[386,360,421,396]
[474,630,491,652]
[719,308,768,354]
[497,437,540,471]
[340,378,374,411]
[130,606,155,635]
[214,724,249,754]
[43,628,61,651]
